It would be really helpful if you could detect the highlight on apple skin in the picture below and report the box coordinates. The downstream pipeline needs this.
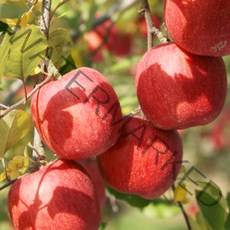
[97,116,183,199]
[8,160,101,230]
[135,42,227,130]
[164,0,230,56]
[31,67,122,160]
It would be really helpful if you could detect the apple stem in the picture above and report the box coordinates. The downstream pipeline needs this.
[142,0,154,50]
[142,0,167,50]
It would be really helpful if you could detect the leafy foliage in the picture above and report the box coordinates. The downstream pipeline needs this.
[0,25,47,79]
[0,0,229,230]
[196,182,226,230]
[0,110,32,158]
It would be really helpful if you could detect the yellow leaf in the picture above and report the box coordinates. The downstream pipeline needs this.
[174,185,189,203]
[20,8,33,27]
[3,18,18,26]
[6,153,30,180]
[0,171,6,182]
[8,156,25,171]
[32,66,41,75]
[8,170,20,180]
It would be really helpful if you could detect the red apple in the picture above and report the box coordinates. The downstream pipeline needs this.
[80,159,106,209]
[8,160,100,230]
[105,27,132,57]
[97,116,183,199]
[164,0,230,56]
[31,67,122,160]
[136,42,227,130]
[84,31,104,62]
[94,19,132,57]
[210,108,230,150]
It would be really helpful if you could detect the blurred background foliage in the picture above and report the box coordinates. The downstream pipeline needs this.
[0,0,230,229]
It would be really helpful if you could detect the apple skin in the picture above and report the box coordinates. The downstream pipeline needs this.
[135,42,227,130]
[97,116,183,199]
[31,67,122,160]
[80,159,106,210]
[164,0,230,56]
[8,160,101,230]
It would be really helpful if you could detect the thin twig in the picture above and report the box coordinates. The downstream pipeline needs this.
[41,0,52,39]
[178,202,192,230]
[0,104,9,110]
[0,180,16,191]
[0,74,52,119]
[32,128,46,158]
[31,0,52,158]
[21,78,28,102]
[72,0,140,42]
[172,185,192,230]
[142,0,167,49]
[50,0,70,21]
[142,0,154,50]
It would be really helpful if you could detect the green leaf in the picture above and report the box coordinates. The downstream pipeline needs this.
[107,187,170,209]
[196,182,225,230]
[0,25,47,79]
[195,213,210,230]
[99,222,107,230]
[226,193,230,208]
[0,109,32,158]
[0,1,28,19]
[142,203,180,219]
[5,130,33,159]
[225,193,230,230]
[108,187,150,208]
[0,119,9,158]
[48,27,72,68]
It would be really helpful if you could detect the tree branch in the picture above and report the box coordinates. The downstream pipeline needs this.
[0,180,16,191]
[142,0,154,50]
[41,0,52,39]
[142,0,167,50]
[177,202,192,230]
[31,0,52,158]
[0,74,52,118]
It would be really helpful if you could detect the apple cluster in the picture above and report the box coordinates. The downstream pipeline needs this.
[8,1,229,229]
